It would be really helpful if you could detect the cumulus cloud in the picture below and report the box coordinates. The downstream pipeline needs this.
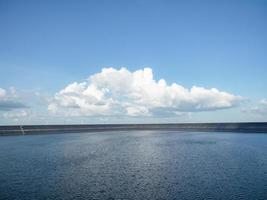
[0,87,27,111]
[49,67,243,117]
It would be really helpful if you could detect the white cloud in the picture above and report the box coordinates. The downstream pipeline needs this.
[49,67,243,117]
[0,87,27,111]
[9,86,17,97]
[245,99,267,115]
[3,110,29,119]
[0,88,6,98]
[260,99,267,106]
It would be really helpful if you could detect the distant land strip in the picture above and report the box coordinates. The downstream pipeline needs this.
[0,123,267,136]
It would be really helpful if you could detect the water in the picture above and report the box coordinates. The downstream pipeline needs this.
[0,131,267,200]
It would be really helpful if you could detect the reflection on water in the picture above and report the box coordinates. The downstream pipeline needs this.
[0,131,267,200]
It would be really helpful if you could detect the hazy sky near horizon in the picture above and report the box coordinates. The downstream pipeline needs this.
[0,0,267,125]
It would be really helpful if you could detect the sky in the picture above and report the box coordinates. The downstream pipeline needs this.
[0,0,267,125]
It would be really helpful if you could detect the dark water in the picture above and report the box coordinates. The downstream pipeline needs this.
[0,131,267,200]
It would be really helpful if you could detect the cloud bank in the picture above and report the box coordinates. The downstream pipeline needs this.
[0,88,27,111]
[49,67,243,117]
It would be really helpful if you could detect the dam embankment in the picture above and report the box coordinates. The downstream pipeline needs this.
[0,123,267,136]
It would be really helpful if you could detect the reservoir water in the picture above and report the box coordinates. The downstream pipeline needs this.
[0,131,267,200]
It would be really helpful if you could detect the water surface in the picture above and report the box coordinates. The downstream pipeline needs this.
[0,131,267,200]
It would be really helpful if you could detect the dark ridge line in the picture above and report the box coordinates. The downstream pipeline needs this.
[0,122,267,136]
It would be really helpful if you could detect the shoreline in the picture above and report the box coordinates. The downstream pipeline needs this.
[1,122,267,136]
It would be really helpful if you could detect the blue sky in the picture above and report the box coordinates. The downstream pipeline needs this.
[0,0,267,124]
